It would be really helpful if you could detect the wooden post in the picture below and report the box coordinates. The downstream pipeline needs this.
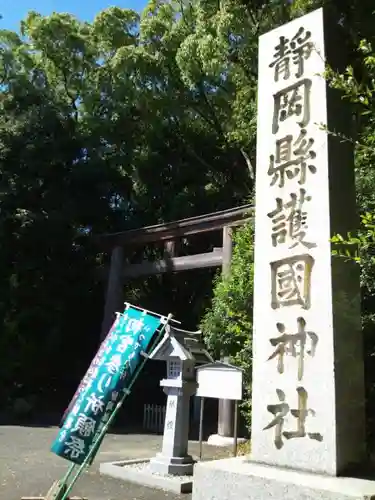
[233,400,238,457]
[199,397,205,460]
[100,246,124,340]
[217,227,234,438]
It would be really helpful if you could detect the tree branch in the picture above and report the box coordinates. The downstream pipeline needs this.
[61,69,78,122]
[240,147,255,180]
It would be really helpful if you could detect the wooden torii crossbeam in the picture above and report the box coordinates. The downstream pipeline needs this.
[95,204,253,340]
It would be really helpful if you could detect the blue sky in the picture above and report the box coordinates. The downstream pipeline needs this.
[1,0,147,32]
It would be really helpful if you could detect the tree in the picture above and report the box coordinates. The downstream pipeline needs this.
[2,0,375,430]
[0,5,256,408]
[200,221,254,429]
[197,1,375,435]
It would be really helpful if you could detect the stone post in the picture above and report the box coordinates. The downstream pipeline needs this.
[250,7,365,475]
[192,8,375,500]
[208,229,235,445]
[217,354,233,439]
[150,374,196,475]
[218,229,234,438]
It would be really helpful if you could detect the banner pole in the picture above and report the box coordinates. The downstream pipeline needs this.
[123,302,181,324]
[59,313,173,500]
[56,463,76,491]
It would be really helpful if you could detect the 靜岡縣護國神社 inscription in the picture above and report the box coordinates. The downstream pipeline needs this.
[251,9,339,474]
[265,21,321,452]
[265,22,321,450]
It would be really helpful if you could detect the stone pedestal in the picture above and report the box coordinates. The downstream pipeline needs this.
[150,382,196,476]
[193,458,375,500]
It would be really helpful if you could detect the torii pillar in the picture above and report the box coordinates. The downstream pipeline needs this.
[207,226,235,445]
[101,245,124,340]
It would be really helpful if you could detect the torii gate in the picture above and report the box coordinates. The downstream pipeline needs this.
[95,203,253,440]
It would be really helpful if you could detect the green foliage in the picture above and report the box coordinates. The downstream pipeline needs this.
[319,30,375,441]
[0,3,258,407]
[331,213,375,265]
[197,2,375,436]
[2,0,375,432]
[325,38,375,286]
[201,221,254,430]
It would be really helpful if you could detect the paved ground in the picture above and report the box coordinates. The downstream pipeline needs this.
[0,425,231,500]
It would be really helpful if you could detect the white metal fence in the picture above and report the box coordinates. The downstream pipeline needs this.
[143,403,166,433]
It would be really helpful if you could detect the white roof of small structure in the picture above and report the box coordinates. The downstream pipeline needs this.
[149,325,214,364]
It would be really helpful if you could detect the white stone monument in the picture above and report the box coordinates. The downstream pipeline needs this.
[149,325,213,476]
[193,8,375,500]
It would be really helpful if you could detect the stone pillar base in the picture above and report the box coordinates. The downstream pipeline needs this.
[192,457,375,500]
[149,453,195,476]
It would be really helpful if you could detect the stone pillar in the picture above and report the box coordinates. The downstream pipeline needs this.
[193,8,374,500]
[100,246,124,340]
[150,383,197,475]
[250,7,365,475]
[217,354,234,438]
[220,232,234,438]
